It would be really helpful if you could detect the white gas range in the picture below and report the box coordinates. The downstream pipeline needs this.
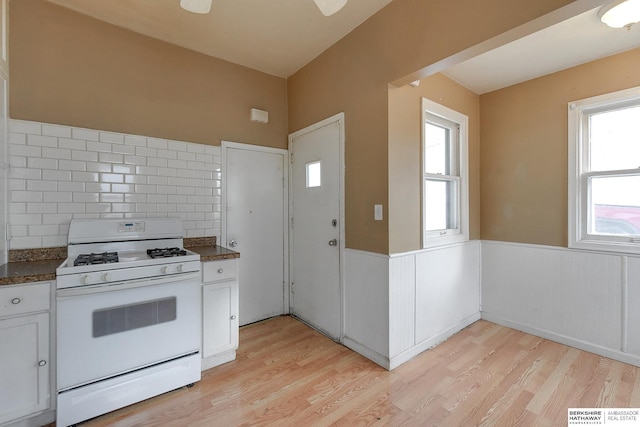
[55,218,202,427]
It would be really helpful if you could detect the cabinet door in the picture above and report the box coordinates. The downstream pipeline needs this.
[0,312,50,424]
[202,281,238,358]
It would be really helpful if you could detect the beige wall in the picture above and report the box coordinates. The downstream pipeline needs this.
[288,0,575,254]
[9,0,288,149]
[388,73,480,254]
[480,48,640,247]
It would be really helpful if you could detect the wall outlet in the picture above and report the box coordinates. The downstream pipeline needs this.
[374,204,383,221]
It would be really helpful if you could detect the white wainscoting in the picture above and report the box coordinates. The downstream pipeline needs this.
[343,249,390,367]
[482,240,640,367]
[344,241,481,370]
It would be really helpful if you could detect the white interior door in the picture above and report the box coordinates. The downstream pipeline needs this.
[289,114,344,340]
[223,142,287,326]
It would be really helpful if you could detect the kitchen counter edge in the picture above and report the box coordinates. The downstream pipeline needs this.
[0,245,239,287]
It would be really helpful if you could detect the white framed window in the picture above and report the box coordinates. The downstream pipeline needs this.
[568,86,640,254]
[422,98,469,248]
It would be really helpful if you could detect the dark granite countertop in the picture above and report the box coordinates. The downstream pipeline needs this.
[0,258,63,286]
[0,237,239,287]
[187,245,240,262]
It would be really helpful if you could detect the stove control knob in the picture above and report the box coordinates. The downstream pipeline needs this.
[102,273,111,282]
[177,264,184,272]
[82,275,92,285]
[161,266,169,274]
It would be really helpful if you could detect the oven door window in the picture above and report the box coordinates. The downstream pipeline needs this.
[93,297,177,338]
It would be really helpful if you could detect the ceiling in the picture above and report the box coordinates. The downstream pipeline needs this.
[46,0,640,92]
[46,0,395,78]
[444,6,640,94]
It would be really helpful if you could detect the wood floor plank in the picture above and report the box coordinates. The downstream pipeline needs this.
[66,316,640,427]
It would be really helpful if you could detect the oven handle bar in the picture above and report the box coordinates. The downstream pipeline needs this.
[57,271,201,298]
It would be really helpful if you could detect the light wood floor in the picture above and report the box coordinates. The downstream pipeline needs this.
[72,316,640,426]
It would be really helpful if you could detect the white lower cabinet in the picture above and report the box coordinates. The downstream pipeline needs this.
[202,259,239,370]
[0,282,52,426]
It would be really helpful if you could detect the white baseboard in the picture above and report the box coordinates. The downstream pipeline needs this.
[343,312,481,371]
[389,312,481,370]
[482,312,640,367]
[342,336,390,370]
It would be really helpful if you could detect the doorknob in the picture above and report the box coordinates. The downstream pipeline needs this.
[328,239,338,246]
[228,239,238,248]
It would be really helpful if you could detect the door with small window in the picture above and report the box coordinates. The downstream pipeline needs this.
[289,115,343,340]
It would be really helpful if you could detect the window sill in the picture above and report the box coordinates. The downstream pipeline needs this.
[569,239,640,256]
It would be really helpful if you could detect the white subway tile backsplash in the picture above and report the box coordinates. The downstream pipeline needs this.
[72,128,99,141]
[28,134,58,148]
[28,157,58,170]
[11,236,43,249]
[9,132,27,145]
[11,144,42,157]
[99,152,124,164]
[27,180,57,192]
[87,162,112,173]
[112,144,136,155]
[43,170,72,181]
[87,140,112,153]
[124,155,147,165]
[86,183,111,193]
[9,119,222,249]
[58,137,85,150]
[44,192,72,203]
[100,131,124,144]
[12,214,42,225]
[58,182,85,192]
[147,138,167,149]
[42,147,72,160]
[42,124,72,138]
[72,150,98,162]
[73,193,100,203]
[100,173,124,183]
[58,160,86,171]
[11,120,42,135]
[124,135,146,146]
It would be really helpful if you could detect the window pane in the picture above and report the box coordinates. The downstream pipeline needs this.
[589,175,640,237]
[424,179,456,231]
[589,105,640,172]
[306,161,321,188]
[424,122,450,175]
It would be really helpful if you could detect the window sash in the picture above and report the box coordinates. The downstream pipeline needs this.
[581,170,640,243]
[423,175,460,237]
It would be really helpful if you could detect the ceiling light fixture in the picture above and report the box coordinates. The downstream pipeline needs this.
[598,0,640,28]
[180,0,212,14]
[313,0,348,16]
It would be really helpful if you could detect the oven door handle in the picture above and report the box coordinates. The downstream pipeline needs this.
[57,272,201,298]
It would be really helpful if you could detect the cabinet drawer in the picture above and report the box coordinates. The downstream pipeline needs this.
[0,282,51,318]
[202,260,237,283]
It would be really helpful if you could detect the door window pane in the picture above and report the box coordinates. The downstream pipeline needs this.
[306,161,321,188]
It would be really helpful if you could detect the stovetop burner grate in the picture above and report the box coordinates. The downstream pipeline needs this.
[74,252,119,266]
[146,247,188,259]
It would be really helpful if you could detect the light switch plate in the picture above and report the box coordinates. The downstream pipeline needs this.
[374,204,383,221]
